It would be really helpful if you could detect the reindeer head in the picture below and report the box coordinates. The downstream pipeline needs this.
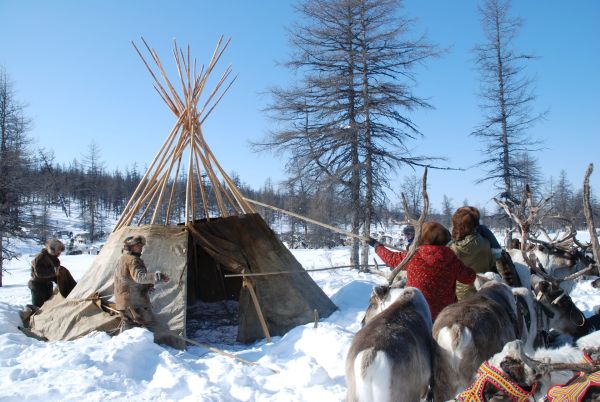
[533,243,581,269]
[361,283,406,326]
[361,282,431,327]
[532,278,586,338]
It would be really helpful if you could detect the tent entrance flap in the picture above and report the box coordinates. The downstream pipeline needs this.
[186,238,243,304]
[186,233,243,344]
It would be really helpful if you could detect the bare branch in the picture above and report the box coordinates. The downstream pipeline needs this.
[583,163,600,273]
[388,167,429,284]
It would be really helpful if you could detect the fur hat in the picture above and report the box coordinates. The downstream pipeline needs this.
[451,208,479,241]
[402,225,416,238]
[123,235,146,248]
[46,239,65,255]
[419,221,450,246]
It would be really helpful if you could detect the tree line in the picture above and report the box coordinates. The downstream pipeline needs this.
[1,0,597,285]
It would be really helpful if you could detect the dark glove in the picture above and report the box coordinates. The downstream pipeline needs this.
[366,237,379,248]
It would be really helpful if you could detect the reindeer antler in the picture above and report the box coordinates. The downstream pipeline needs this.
[520,351,600,376]
[494,185,552,270]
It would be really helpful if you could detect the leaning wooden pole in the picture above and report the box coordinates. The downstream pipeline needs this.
[244,197,403,251]
[583,163,600,272]
[388,167,429,284]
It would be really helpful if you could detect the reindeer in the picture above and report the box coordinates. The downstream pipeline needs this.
[431,281,530,401]
[430,276,590,402]
[346,285,433,402]
[496,182,598,284]
[471,330,600,401]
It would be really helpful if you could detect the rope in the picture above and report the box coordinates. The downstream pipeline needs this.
[243,197,403,251]
[223,264,379,278]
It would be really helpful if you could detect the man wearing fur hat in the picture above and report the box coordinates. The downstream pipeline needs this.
[29,239,65,307]
[114,235,171,339]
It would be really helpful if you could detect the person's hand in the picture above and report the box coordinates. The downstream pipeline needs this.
[155,272,170,283]
[366,237,379,248]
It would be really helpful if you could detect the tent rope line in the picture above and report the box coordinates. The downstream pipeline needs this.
[223,264,381,278]
[243,198,403,252]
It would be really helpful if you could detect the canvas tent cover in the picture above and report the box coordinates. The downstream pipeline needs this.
[29,214,337,347]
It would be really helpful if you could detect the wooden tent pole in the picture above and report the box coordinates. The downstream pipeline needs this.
[191,133,228,215]
[115,114,186,230]
[196,66,234,124]
[193,128,241,215]
[137,176,169,224]
[188,120,196,223]
[199,71,237,127]
[128,122,190,226]
[121,172,167,227]
[196,132,254,213]
[140,38,185,111]
[185,137,194,223]
[173,334,279,374]
[164,156,182,225]
[244,198,403,251]
[192,146,212,219]
[243,276,272,343]
[150,137,189,224]
[132,40,179,113]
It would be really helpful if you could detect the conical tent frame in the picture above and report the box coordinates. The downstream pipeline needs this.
[114,37,255,231]
[27,38,338,347]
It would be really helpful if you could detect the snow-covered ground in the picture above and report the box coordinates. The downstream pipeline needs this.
[1,221,599,401]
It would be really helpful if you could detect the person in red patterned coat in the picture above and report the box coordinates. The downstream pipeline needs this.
[367,221,476,320]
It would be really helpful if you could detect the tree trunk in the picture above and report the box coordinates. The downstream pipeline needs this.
[0,231,3,287]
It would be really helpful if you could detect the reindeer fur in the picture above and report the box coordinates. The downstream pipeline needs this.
[432,282,526,401]
[346,287,433,402]
[486,330,600,400]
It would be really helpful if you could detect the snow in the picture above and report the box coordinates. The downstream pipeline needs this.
[1,224,599,401]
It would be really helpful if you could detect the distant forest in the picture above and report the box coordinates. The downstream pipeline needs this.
[21,146,600,250]
[2,0,599,281]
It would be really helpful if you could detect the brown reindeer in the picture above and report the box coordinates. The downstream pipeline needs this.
[346,286,433,402]
[432,277,593,401]
[431,281,536,402]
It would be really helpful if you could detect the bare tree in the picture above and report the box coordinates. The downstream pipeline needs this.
[0,68,32,286]
[512,151,542,200]
[256,0,439,268]
[441,194,454,228]
[79,141,105,241]
[472,0,545,202]
[400,173,423,217]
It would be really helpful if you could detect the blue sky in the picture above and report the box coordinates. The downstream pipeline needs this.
[1,0,598,213]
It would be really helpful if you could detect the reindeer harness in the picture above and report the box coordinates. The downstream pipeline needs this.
[456,360,538,402]
[545,354,600,402]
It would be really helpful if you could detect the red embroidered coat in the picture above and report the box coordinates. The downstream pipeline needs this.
[375,244,476,320]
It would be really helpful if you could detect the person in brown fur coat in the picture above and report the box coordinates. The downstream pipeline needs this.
[29,239,65,307]
[113,235,173,344]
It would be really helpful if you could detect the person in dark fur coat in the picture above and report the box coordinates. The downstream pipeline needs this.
[367,221,476,320]
[113,235,173,344]
[28,239,65,307]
